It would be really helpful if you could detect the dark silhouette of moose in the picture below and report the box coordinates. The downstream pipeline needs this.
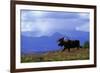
[58,37,80,52]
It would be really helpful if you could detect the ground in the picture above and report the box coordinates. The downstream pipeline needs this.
[21,48,89,63]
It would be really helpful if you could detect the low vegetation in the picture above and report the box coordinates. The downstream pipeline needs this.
[21,48,89,63]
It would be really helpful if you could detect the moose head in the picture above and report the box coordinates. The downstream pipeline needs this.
[58,37,65,47]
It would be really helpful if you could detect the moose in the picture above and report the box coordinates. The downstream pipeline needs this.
[58,37,80,52]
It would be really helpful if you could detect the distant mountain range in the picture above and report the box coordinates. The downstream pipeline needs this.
[21,31,89,54]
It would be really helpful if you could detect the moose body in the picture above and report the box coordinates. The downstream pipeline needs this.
[58,37,80,52]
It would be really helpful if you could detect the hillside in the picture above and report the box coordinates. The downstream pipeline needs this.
[21,48,89,63]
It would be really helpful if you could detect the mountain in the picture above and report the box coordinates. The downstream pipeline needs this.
[21,32,63,54]
[21,31,89,54]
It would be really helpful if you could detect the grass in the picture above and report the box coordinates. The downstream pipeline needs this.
[21,48,89,63]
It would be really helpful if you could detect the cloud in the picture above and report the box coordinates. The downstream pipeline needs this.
[76,23,89,32]
[78,13,89,19]
[21,10,90,37]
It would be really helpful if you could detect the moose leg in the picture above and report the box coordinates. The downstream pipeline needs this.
[77,46,80,50]
[68,48,70,52]
[62,47,66,51]
[77,47,79,50]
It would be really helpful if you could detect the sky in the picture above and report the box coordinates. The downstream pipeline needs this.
[21,10,90,37]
